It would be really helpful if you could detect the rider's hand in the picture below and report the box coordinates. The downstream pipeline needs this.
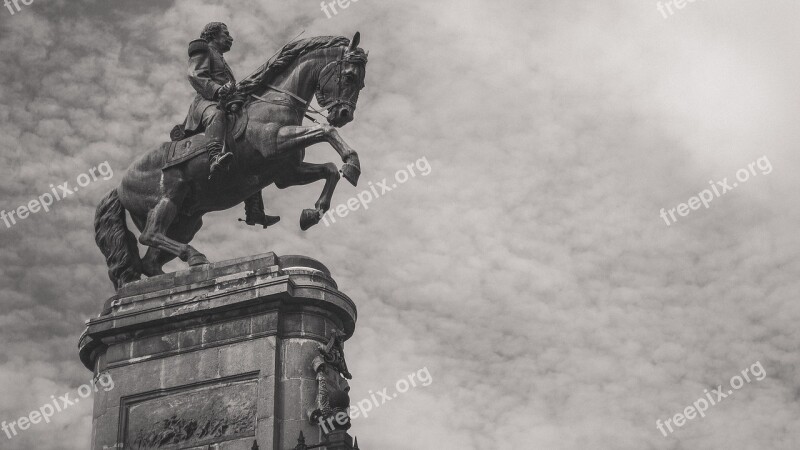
[217,83,233,99]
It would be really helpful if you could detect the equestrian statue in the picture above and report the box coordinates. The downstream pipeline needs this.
[94,23,368,290]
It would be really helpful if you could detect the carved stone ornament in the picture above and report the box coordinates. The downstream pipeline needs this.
[309,330,352,431]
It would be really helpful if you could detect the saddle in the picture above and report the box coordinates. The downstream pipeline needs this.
[163,109,249,170]
[161,135,214,170]
[169,108,249,143]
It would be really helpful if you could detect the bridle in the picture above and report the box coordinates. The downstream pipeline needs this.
[315,47,364,114]
[250,46,365,125]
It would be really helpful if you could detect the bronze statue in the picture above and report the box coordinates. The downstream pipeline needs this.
[94,32,368,290]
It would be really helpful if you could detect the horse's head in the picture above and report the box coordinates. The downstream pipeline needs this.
[316,32,368,128]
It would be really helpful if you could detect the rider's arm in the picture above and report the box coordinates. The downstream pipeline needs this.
[187,39,223,101]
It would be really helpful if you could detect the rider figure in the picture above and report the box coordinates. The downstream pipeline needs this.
[186,22,236,177]
[184,22,279,227]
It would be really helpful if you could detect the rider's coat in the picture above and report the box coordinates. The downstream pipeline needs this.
[184,39,236,133]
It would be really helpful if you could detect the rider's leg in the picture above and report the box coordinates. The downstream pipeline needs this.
[203,109,232,176]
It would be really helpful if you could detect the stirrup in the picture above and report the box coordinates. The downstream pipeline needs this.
[240,214,281,229]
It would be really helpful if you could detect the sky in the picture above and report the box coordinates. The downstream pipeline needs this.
[1,0,799,449]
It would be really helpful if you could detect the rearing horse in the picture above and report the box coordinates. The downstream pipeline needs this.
[94,33,368,290]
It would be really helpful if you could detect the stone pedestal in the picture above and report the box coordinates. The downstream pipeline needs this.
[79,253,359,450]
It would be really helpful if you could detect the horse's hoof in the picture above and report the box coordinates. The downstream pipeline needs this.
[341,163,360,186]
[300,209,321,231]
[188,253,210,266]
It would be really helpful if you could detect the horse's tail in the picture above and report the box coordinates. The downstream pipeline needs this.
[94,188,142,290]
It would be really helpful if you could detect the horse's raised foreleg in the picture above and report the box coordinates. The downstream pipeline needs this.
[139,192,209,267]
[276,125,361,186]
[275,162,340,230]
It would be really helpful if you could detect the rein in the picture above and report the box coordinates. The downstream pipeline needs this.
[250,85,328,124]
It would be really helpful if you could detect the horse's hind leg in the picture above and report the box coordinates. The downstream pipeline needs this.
[142,215,204,276]
[138,182,209,267]
[275,162,340,230]
[141,247,169,277]
[127,212,166,277]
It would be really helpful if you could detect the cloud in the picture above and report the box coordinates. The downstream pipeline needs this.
[1,0,799,449]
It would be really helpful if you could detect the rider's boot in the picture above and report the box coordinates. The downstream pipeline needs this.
[206,114,232,179]
[208,142,232,179]
[243,192,280,228]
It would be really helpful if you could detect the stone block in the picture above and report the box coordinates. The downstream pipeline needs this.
[91,406,120,450]
[283,312,303,334]
[105,342,130,364]
[251,312,278,335]
[280,419,321,449]
[255,424,275,450]
[219,339,270,378]
[179,326,203,350]
[162,346,220,389]
[131,333,178,359]
[172,265,211,287]
[204,317,251,344]
[303,313,327,338]
[280,378,304,421]
[256,375,276,423]
[110,357,164,399]
[92,372,117,420]
[118,273,176,297]
[280,375,318,425]
[282,338,320,380]
[326,430,354,450]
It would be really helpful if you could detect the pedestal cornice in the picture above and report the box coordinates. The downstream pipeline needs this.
[79,253,356,371]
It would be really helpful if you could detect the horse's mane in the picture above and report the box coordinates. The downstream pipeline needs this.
[235,36,351,98]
